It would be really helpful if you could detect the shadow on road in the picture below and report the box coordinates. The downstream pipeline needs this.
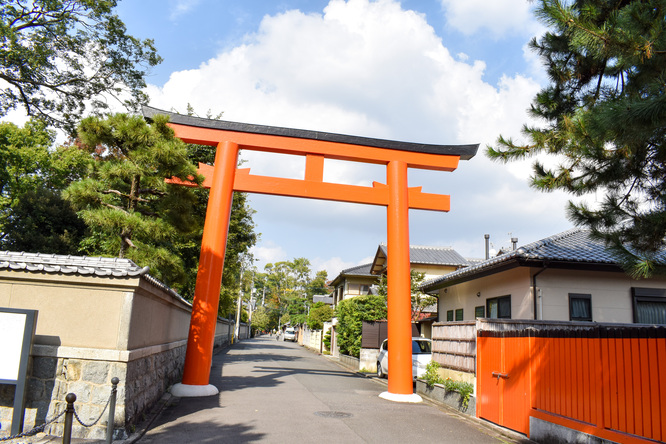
[142,418,265,443]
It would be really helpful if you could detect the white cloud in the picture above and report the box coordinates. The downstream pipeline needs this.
[439,0,541,38]
[250,241,287,269]
[147,0,571,276]
[169,0,202,20]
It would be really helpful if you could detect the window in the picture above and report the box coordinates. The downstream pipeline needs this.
[446,310,453,322]
[455,308,463,321]
[487,295,511,319]
[360,285,370,295]
[569,293,592,321]
[475,306,485,318]
[632,288,666,324]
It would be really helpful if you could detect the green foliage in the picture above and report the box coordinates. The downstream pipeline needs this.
[323,329,331,351]
[64,113,200,287]
[0,120,92,253]
[488,0,666,277]
[375,270,436,320]
[334,295,387,358]
[423,361,474,410]
[423,361,444,388]
[250,306,274,332]
[0,0,161,134]
[307,302,334,330]
[257,258,329,327]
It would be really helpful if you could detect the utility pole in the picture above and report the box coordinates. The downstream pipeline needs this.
[234,265,244,340]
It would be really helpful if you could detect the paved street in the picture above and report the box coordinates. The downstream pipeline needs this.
[138,336,526,443]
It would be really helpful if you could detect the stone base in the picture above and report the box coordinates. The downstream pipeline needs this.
[170,383,219,397]
[379,391,422,403]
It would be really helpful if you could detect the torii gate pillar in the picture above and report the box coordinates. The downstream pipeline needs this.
[143,106,478,401]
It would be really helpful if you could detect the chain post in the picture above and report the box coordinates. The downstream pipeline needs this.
[62,393,76,444]
[106,377,119,444]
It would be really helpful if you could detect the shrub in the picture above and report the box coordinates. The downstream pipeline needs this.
[334,295,387,358]
[423,361,474,410]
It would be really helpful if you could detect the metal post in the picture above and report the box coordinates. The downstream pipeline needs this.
[62,393,76,444]
[106,377,119,443]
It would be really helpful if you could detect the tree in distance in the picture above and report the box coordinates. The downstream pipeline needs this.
[488,0,666,278]
[0,1,161,134]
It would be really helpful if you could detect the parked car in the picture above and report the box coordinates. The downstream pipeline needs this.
[376,338,432,380]
[283,327,297,342]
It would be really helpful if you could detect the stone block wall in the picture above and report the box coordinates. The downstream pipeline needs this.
[0,355,126,440]
[0,329,232,440]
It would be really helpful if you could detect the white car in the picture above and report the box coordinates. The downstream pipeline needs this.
[283,327,297,342]
[376,338,432,380]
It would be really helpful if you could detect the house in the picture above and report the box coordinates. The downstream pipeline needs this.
[421,228,666,324]
[328,244,470,358]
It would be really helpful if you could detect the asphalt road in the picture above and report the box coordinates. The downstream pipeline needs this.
[138,336,525,444]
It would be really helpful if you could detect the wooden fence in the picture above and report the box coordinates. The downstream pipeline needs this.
[477,319,666,443]
[431,321,476,374]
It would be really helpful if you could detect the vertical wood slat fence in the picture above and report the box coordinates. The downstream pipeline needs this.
[431,321,476,374]
[477,320,666,444]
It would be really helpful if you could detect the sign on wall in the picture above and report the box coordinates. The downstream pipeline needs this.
[0,307,38,435]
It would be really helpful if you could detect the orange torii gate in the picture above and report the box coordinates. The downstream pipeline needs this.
[143,106,477,402]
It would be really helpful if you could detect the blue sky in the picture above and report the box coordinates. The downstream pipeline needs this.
[111,0,575,279]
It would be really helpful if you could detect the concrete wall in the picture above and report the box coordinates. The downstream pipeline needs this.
[0,270,233,440]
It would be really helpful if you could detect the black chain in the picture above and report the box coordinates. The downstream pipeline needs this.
[73,395,111,428]
[1,387,114,441]
[0,408,66,441]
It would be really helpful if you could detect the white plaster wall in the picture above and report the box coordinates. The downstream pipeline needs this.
[437,267,533,321]
[436,266,666,323]
[0,271,130,349]
[536,269,666,323]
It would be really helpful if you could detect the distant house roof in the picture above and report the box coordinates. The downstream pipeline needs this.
[0,251,185,300]
[330,263,375,287]
[370,244,469,275]
[313,295,334,305]
[421,229,654,292]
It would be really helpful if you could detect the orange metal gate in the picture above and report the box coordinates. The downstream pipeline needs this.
[476,320,666,443]
[477,334,531,435]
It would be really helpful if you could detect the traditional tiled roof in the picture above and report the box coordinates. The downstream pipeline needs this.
[0,251,149,276]
[313,295,334,305]
[0,251,186,301]
[371,244,469,274]
[340,263,374,276]
[421,228,654,292]
[330,263,375,287]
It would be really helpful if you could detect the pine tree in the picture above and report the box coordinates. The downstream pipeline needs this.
[64,113,201,286]
[488,0,666,277]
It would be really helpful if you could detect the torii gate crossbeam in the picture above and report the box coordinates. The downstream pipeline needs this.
[143,106,478,402]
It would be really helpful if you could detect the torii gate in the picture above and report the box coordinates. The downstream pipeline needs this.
[143,106,477,402]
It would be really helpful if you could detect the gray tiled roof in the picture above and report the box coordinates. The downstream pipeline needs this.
[421,228,653,291]
[0,251,149,277]
[377,244,470,267]
[339,263,374,276]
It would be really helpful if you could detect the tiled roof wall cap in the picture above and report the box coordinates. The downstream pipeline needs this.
[0,251,151,277]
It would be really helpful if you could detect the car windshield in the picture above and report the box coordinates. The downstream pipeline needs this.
[412,340,431,354]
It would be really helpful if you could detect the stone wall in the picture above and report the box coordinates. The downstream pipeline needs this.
[0,328,233,440]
